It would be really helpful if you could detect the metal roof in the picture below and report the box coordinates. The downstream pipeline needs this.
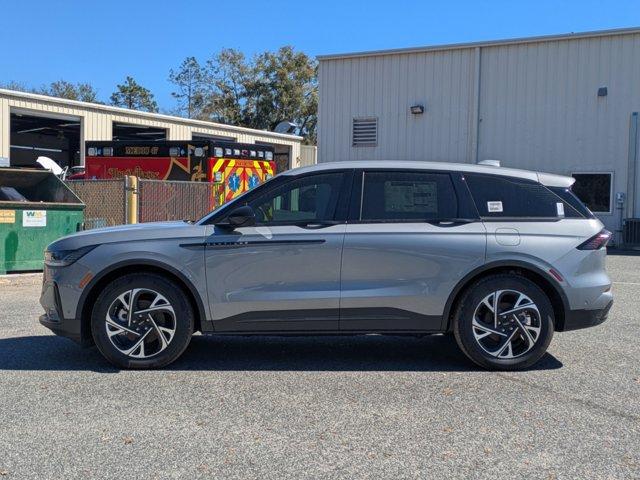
[0,88,303,141]
[317,26,640,61]
[284,161,575,188]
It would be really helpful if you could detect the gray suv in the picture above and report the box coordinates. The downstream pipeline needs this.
[40,162,613,370]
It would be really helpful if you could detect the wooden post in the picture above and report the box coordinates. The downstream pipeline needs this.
[125,175,139,224]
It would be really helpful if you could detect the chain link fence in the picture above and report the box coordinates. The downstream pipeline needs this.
[66,179,126,229]
[138,179,218,223]
[66,178,220,229]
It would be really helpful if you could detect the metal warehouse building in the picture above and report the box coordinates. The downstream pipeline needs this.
[0,89,303,173]
[317,27,640,240]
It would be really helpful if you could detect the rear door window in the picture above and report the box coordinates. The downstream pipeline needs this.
[359,171,458,222]
[464,174,578,219]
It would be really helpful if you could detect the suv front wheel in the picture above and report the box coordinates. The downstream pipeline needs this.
[91,273,194,369]
[453,274,555,370]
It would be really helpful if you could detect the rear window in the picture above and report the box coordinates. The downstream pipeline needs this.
[465,174,583,219]
[548,187,594,218]
[360,171,458,221]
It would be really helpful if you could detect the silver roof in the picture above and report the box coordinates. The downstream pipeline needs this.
[317,27,640,61]
[284,161,575,188]
[0,88,303,141]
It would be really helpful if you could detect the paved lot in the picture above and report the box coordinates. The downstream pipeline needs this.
[1,255,639,479]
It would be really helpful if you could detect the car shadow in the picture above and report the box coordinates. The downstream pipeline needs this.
[0,334,563,373]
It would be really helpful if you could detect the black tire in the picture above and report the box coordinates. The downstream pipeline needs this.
[91,273,194,369]
[452,274,554,371]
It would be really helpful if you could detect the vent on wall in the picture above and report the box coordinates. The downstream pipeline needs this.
[352,117,377,147]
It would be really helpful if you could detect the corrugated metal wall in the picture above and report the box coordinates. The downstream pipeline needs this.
[0,91,302,168]
[317,31,640,234]
[318,48,475,162]
[477,34,640,228]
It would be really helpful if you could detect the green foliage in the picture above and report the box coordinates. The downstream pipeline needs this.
[168,56,205,119]
[3,45,319,143]
[1,80,100,103]
[110,76,158,112]
[43,80,100,102]
[252,47,317,143]
[0,81,36,93]
[169,45,318,143]
[202,49,252,125]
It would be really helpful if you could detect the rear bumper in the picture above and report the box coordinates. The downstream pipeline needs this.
[561,299,613,332]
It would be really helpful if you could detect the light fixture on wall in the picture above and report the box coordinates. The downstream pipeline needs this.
[597,87,608,97]
[410,104,425,115]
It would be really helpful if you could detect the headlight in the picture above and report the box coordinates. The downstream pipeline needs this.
[44,245,97,267]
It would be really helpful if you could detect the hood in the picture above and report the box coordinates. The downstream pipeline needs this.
[47,221,207,251]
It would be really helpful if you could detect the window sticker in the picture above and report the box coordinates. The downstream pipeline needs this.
[487,201,503,213]
[556,202,565,217]
[384,181,437,213]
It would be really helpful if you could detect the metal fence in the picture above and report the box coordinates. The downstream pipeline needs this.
[66,179,126,229]
[138,179,218,223]
[66,178,219,229]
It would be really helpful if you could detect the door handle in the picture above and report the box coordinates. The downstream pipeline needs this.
[428,218,476,227]
[298,221,340,229]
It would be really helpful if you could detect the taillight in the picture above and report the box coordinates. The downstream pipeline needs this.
[577,229,611,250]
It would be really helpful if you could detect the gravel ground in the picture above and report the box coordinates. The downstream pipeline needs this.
[0,257,638,479]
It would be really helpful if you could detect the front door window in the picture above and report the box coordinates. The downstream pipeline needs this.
[249,173,344,225]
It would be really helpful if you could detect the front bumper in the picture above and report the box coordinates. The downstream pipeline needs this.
[562,298,613,332]
[39,312,83,344]
[39,267,87,345]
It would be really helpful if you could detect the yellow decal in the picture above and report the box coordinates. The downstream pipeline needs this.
[191,163,207,182]
[107,166,160,179]
[212,159,225,172]
[0,210,15,224]
[125,146,159,155]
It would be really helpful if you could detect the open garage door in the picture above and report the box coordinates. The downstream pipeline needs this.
[10,111,81,169]
[256,142,291,172]
[113,122,167,141]
[192,133,236,143]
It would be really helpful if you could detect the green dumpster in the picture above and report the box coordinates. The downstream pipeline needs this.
[0,168,84,274]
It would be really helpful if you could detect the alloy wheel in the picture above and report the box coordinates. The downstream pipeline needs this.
[105,288,176,359]
[471,289,542,359]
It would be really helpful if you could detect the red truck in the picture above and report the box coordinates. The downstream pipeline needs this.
[83,140,276,206]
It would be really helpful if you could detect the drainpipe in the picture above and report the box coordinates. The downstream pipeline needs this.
[627,112,638,219]
[470,47,482,163]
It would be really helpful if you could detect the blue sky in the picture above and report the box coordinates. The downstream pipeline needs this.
[1,0,639,110]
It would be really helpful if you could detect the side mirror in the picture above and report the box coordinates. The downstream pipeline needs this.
[218,205,256,229]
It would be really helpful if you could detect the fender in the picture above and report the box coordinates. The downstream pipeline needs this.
[441,259,571,330]
[76,258,210,343]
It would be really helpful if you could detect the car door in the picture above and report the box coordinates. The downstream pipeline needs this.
[204,170,352,332]
[340,169,487,331]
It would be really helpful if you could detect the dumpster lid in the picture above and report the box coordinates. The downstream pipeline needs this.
[0,167,84,208]
[36,156,64,176]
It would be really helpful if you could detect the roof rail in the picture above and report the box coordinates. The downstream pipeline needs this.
[477,159,501,167]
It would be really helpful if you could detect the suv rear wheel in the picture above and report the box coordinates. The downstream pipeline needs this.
[453,274,554,370]
[91,273,194,369]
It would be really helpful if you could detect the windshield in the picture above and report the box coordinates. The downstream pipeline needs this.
[196,174,281,225]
